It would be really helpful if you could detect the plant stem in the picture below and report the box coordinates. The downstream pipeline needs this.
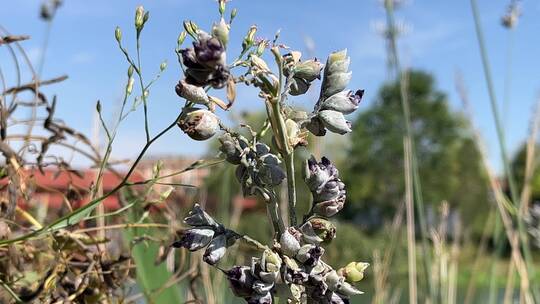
[384,2,433,299]
[268,191,285,236]
[469,0,537,300]
[136,34,151,143]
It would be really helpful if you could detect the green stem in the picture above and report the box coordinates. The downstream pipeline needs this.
[136,34,151,143]
[268,191,285,236]
[470,0,537,300]
[284,152,297,226]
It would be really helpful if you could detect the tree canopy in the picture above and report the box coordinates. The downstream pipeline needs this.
[342,70,489,231]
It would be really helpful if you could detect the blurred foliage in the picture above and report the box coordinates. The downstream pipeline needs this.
[342,70,489,234]
[511,143,540,200]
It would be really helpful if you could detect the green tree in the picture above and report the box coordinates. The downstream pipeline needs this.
[343,70,489,232]
[511,143,540,200]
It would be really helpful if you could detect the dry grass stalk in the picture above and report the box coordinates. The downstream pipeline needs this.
[404,137,418,304]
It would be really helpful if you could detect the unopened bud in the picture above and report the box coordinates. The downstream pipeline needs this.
[135,6,145,30]
[160,61,167,72]
[339,262,369,283]
[177,31,187,47]
[294,59,323,82]
[115,26,122,42]
[242,25,257,51]
[230,8,238,22]
[127,65,134,77]
[218,0,226,15]
[126,77,134,95]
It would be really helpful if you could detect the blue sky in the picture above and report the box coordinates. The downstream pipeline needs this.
[1,0,540,172]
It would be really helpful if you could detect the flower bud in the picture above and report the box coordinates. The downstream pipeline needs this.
[183,20,198,38]
[126,77,134,95]
[115,26,122,42]
[305,117,327,137]
[203,233,227,265]
[172,228,214,251]
[296,244,324,267]
[212,18,230,47]
[280,228,301,257]
[127,65,134,77]
[230,8,238,22]
[250,54,270,72]
[160,61,167,72]
[318,110,352,135]
[300,218,336,245]
[183,203,219,227]
[322,72,352,99]
[286,119,307,148]
[218,0,226,15]
[177,108,219,141]
[294,59,323,82]
[134,6,145,30]
[339,262,369,283]
[177,31,187,47]
[242,25,257,51]
[226,266,256,298]
[321,90,363,114]
[175,80,209,105]
[255,40,268,56]
[289,77,310,96]
[312,197,345,218]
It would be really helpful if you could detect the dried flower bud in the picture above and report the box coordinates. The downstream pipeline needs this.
[115,26,122,42]
[203,233,227,265]
[305,117,327,137]
[227,266,257,298]
[321,90,363,114]
[177,108,219,141]
[296,244,324,267]
[212,18,230,47]
[338,262,369,283]
[286,119,307,148]
[289,77,310,96]
[317,110,352,135]
[294,59,323,82]
[300,218,336,245]
[172,228,214,251]
[194,32,226,68]
[250,54,270,72]
[183,203,219,227]
[175,80,209,105]
[134,6,145,31]
[280,228,301,256]
[304,156,346,217]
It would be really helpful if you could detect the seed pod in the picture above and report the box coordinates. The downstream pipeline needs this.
[318,110,352,135]
[321,90,363,114]
[177,108,219,141]
[175,80,209,105]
